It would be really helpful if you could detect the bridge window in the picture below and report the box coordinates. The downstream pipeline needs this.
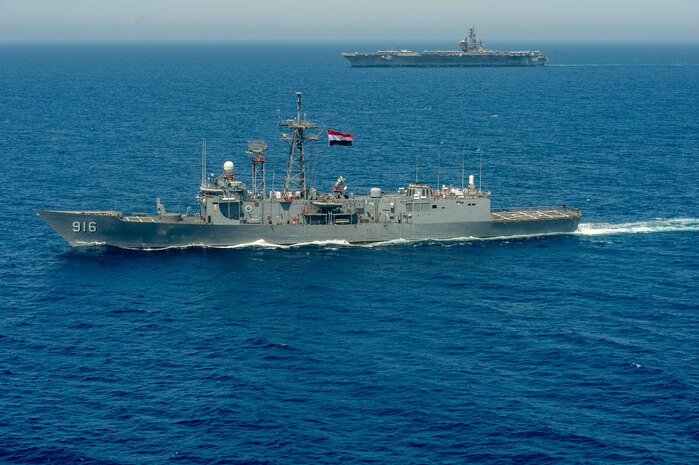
[219,202,240,220]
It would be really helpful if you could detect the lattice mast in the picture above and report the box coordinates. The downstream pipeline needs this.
[280,92,319,198]
[247,140,267,199]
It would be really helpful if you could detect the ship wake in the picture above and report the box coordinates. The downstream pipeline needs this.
[575,218,699,236]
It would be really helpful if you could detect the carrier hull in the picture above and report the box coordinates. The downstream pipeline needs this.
[341,27,547,68]
[342,53,546,68]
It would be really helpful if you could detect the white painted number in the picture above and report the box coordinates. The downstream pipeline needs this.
[72,221,97,233]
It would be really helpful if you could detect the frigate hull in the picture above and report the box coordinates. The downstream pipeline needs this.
[36,209,580,250]
[35,93,580,251]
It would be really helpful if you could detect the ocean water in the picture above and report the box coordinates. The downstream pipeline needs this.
[1,41,698,464]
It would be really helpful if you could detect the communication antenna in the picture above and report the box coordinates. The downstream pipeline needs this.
[415,146,419,183]
[201,139,207,187]
[478,147,483,191]
[272,160,276,194]
[437,142,444,189]
[459,145,465,190]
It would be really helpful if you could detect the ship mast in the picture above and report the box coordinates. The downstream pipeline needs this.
[248,139,267,199]
[280,92,319,198]
[468,26,477,49]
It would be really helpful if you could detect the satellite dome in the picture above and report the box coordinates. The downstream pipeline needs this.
[223,161,234,173]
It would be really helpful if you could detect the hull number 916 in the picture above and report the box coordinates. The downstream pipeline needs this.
[72,221,97,233]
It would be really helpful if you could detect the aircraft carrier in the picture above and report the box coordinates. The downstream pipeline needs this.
[342,27,547,67]
[36,93,580,250]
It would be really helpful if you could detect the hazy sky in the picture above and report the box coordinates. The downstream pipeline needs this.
[1,0,698,42]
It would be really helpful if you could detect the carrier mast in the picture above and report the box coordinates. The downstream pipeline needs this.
[280,92,319,198]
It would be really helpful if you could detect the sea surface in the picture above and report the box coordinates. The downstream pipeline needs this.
[0,41,698,464]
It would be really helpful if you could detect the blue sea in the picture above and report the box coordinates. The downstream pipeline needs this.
[1,41,698,464]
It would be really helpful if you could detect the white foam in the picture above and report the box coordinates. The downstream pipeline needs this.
[439,232,566,242]
[205,238,353,250]
[289,239,353,248]
[132,243,210,251]
[363,238,412,248]
[212,239,285,249]
[575,218,699,236]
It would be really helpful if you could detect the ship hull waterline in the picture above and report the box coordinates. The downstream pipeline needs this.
[342,54,546,68]
[36,210,581,250]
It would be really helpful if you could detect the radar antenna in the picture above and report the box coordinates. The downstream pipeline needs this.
[248,140,267,199]
[280,92,319,198]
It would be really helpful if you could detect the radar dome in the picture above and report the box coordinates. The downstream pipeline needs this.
[223,161,234,173]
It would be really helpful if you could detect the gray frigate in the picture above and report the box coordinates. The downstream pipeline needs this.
[342,27,547,67]
[36,93,580,250]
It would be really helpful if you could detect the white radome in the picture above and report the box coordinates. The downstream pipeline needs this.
[223,161,234,172]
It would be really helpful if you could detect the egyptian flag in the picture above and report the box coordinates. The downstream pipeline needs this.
[327,129,354,146]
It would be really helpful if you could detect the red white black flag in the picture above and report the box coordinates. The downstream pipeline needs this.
[327,129,354,146]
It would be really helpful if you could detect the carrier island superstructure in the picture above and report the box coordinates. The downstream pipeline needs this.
[342,27,547,67]
[36,93,580,250]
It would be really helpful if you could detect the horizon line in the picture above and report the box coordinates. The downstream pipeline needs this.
[2,38,699,45]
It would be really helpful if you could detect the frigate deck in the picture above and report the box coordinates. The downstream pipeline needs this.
[491,207,580,223]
